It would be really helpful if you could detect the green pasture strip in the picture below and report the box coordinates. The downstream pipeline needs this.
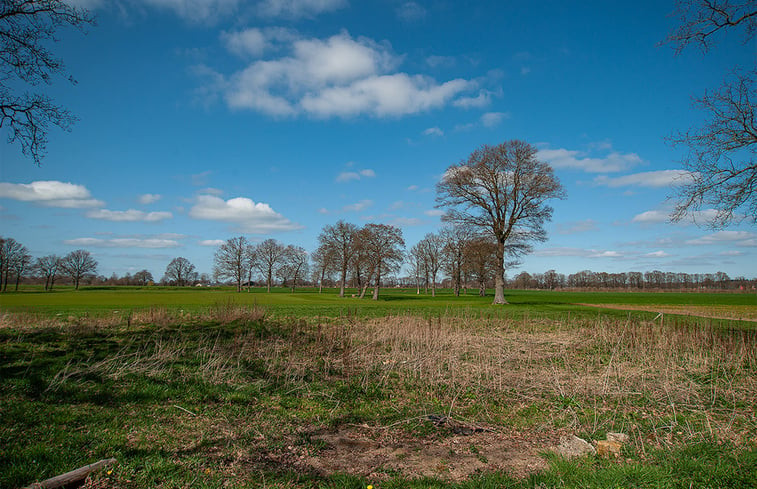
[2,287,755,331]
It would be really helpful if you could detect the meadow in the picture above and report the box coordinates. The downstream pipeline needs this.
[1,287,756,488]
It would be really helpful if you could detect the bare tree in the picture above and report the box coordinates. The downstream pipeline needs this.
[1,0,95,165]
[417,232,444,297]
[35,254,60,290]
[164,257,196,286]
[463,236,498,297]
[277,245,309,292]
[0,237,30,291]
[357,223,404,301]
[61,249,97,290]
[253,238,287,292]
[407,243,426,294]
[316,221,358,297]
[437,140,565,304]
[441,225,474,297]
[213,236,252,292]
[311,244,337,293]
[133,269,154,286]
[664,1,757,226]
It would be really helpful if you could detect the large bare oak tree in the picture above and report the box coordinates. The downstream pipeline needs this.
[436,140,565,304]
[1,0,94,164]
[664,0,757,226]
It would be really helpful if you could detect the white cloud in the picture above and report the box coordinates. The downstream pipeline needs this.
[199,239,226,246]
[0,181,103,208]
[632,207,720,224]
[594,170,694,188]
[390,217,424,226]
[480,111,508,127]
[197,187,224,196]
[423,127,444,137]
[221,27,299,58]
[631,210,668,223]
[534,247,625,259]
[86,209,173,222]
[643,251,671,258]
[557,219,597,234]
[214,31,476,118]
[396,1,426,21]
[452,91,491,109]
[537,146,642,173]
[407,185,419,191]
[424,209,445,217]
[138,193,162,204]
[336,168,376,182]
[686,231,757,246]
[257,0,346,18]
[222,28,267,57]
[189,194,301,233]
[140,0,240,22]
[342,199,373,212]
[63,237,181,248]
[520,67,531,75]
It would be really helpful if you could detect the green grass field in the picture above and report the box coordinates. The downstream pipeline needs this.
[2,286,756,324]
[1,287,756,488]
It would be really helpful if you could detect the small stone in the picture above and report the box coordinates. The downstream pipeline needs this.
[555,435,596,458]
[606,432,629,444]
[596,439,623,458]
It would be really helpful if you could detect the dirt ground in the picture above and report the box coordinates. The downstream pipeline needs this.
[275,421,568,482]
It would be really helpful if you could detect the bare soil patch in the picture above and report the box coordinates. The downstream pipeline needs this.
[577,303,757,322]
[292,423,565,482]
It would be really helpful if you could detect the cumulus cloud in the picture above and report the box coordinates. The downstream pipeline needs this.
[86,209,173,222]
[0,181,103,208]
[537,146,642,173]
[189,194,301,233]
[211,31,476,118]
[63,237,181,248]
[138,193,162,204]
[336,168,375,182]
[199,239,226,246]
[594,170,694,188]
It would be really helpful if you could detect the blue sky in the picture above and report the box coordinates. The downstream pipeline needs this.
[1,0,755,280]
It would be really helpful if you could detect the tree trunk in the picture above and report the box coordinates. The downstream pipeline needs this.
[267,270,272,292]
[339,267,346,297]
[493,240,508,304]
[372,268,381,300]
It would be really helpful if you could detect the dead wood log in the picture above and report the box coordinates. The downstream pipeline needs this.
[25,458,117,489]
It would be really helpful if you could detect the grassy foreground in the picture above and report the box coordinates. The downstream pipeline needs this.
[1,294,756,488]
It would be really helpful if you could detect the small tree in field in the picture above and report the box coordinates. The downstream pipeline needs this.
[357,223,404,301]
[214,236,252,292]
[164,257,197,286]
[437,140,565,304]
[61,249,97,290]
